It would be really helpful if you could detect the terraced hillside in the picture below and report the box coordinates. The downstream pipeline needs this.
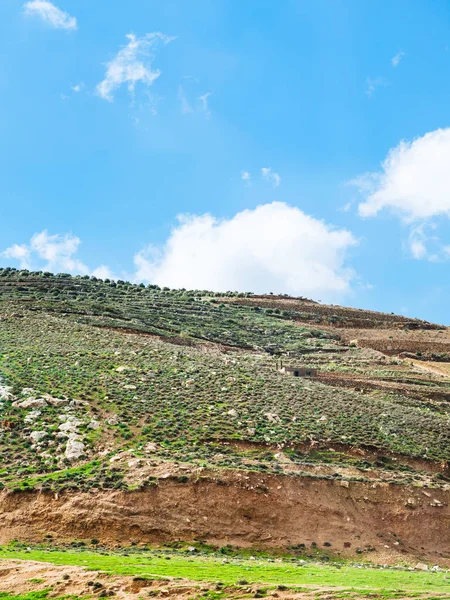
[0,267,449,566]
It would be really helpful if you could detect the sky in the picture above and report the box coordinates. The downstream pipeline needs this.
[2,1,450,323]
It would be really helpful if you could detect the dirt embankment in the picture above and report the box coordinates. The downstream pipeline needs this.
[1,472,449,566]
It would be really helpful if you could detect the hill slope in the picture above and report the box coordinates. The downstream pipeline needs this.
[0,267,449,564]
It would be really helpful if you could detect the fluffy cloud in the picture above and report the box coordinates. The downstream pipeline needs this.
[1,244,30,269]
[96,33,174,102]
[23,1,77,30]
[352,128,450,260]
[1,230,114,277]
[354,128,450,220]
[261,167,281,188]
[133,202,357,300]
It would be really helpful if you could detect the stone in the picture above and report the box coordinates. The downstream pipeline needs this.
[58,417,83,433]
[13,398,47,409]
[265,412,281,424]
[415,563,429,571]
[24,410,41,424]
[88,420,100,430]
[65,438,85,461]
[0,384,13,401]
[45,396,70,407]
[30,431,47,443]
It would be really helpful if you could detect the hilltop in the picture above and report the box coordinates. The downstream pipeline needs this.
[0,267,449,566]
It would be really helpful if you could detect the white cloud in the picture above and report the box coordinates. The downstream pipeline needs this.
[354,128,450,220]
[133,202,357,300]
[241,171,251,182]
[365,76,387,97]
[29,230,87,273]
[71,82,84,93]
[96,33,174,102]
[1,244,31,269]
[1,230,114,277]
[198,92,212,118]
[91,265,116,279]
[261,167,281,188]
[352,128,450,260]
[391,51,405,67]
[23,1,77,30]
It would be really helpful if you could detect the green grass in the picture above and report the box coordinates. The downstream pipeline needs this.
[0,594,52,600]
[1,548,449,595]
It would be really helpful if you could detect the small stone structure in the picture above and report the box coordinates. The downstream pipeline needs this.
[278,364,318,377]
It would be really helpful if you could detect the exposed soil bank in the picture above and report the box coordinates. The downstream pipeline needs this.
[1,472,449,566]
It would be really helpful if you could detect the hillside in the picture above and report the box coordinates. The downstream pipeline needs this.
[0,267,449,567]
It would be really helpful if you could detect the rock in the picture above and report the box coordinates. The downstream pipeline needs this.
[30,431,47,443]
[145,442,158,452]
[430,499,443,507]
[24,410,41,424]
[58,416,83,433]
[107,414,119,425]
[21,388,37,396]
[44,396,70,407]
[0,384,13,401]
[124,384,137,390]
[13,398,47,409]
[415,563,429,571]
[227,408,238,418]
[264,412,281,424]
[88,420,100,430]
[116,366,129,373]
[65,438,85,461]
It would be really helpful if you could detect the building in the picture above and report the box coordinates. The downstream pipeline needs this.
[278,364,318,377]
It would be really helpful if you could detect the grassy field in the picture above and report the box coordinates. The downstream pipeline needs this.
[0,547,449,596]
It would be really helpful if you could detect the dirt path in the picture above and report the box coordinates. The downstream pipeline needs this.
[0,558,323,599]
[411,359,450,377]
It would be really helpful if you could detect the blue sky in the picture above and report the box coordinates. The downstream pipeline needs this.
[2,0,450,323]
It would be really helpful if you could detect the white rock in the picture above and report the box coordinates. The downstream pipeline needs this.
[14,398,47,409]
[0,384,13,401]
[45,396,70,407]
[24,410,41,424]
[227,408,238,417]
[88,420,100,430]
[264,412,281,424]
[65,438,85,461]
[30,431,47,443]
[415,563,429,571]
[21,388,37,396]
[58,417,83,433]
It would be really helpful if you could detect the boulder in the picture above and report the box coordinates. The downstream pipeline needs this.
[30,431,47,443]
[65,438,85,461]
[14,398,47,409]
